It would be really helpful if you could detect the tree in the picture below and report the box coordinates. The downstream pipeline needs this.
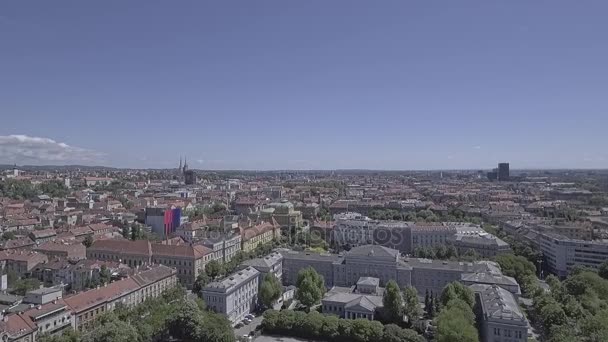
[382,280,403,324]
[11,278,41,296]
[38,180,69,198]
[436,306,479,342]
[205,260,223,279]
[38,330,80,342]
[351,319,384,342]
[1,231,16,240]
[82,314,139,342]
[166,301,204,341]
[130,225,139,241]
[599,261,608,280]
[99,265,111,285]
[440,282,474,308]
[83,235,94,248]
[121,225,130,239]
[439,283,457,308]
[540,302,567,327]
[259,273,282,309]
[383,324,425,342]
[295,267,325,311]
[193,272,211,294]
[403,286,421,323]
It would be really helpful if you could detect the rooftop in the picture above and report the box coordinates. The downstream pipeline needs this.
[203,267,260,293]
[471,284,526,322]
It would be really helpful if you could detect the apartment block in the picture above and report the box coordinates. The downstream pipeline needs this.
[202,266,260,325]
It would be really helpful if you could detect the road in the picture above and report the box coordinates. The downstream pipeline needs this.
[254,336,313,342]
[234,315,263,339]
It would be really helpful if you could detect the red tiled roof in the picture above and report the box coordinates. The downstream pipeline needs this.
[64,278,140,313]
[0,250,48,263]
[240,222,275,241]
[88,223,113,232]
[29,228,56,239]
[0,313,36,338]
[151,243,211,259]
[89,239,152,257]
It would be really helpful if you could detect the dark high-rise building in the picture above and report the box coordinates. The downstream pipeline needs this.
[487,170,498,181]
[498,163,510,181]
[184,170,196,185]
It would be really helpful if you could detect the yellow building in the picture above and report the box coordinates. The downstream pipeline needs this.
[241,221,279,252]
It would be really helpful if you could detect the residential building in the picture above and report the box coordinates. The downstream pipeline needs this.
[240,221,279,253]
[87,239,212,287]
[28,229,56,244]
[264,201,303,232]
[200,232,242,263]
[83,177,114,187]
[241,252,283,283]
[64,265,177,331]
[34,241,86,260]
[332,212,376,247]
[0,312,37,342]
[202,266,260,325]
[471,284,528,342]
[536,230,608,278]
[0,251,48,277]
[449,232,511,258]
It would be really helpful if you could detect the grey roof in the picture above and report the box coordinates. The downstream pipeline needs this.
[242,252,283,269]
[282,250,343,262]
[357,277,379,287]
[0,293,22,305]
[348,245,399,259]
[461,273,520,293]
[454,233,510,247]
[26,286,62,296]
[470,284,526,322]
[323,292,383,313]
[203,267,260,293]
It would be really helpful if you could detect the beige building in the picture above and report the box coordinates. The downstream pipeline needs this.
[87,239,212,287]
[64,265,177,331]
[263,201,303,232]
[0,250,48,277]
[240,221,279,252]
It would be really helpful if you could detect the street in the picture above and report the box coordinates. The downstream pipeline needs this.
[234,315,263,340]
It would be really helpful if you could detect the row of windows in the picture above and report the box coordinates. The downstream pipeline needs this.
[493,327,523,339]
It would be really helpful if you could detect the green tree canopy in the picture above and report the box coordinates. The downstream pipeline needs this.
[205,259,223,279]
[82,314,139,342]
[402,286,421,323]
[259,273,282,309]
[295,267,325,310]
[382,280,403,324]
[193,272,211,294]
[598,261,608,280]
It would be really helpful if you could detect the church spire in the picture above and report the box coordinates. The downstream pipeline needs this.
[179,156,182,170]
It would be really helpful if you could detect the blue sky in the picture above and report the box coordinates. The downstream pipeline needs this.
[1,1,607,170]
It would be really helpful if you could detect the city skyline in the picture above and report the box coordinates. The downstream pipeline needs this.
[2,1,607,169]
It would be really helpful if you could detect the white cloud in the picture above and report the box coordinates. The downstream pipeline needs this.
[473,146,482,150]
[0,134,105,164]
[196,159,205,165]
